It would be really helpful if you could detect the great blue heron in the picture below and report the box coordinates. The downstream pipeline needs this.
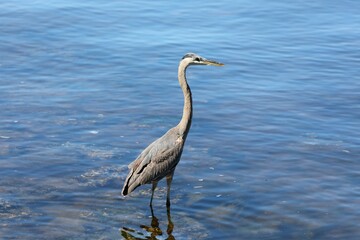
[122,53,224,206]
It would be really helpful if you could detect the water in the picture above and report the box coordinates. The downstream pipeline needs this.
[1,0,360,239]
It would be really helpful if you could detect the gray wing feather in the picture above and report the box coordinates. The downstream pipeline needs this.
[122,127,184,195]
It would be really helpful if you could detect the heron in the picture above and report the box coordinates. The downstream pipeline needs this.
[122,53,224,206]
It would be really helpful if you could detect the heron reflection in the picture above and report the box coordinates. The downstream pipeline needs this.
[121,205,175,240]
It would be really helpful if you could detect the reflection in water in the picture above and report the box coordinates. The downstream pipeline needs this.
[121,205,175,240]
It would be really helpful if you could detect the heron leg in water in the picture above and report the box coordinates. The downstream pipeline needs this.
[166,202,174,235]
[166,172,174,207]
[150,181,158,206]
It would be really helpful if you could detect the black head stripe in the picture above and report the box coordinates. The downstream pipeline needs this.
[182,53,197,59]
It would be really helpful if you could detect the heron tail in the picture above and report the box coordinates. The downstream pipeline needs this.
[122,170,140,196]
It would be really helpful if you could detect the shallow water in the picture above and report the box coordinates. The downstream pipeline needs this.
[1,0,360,239]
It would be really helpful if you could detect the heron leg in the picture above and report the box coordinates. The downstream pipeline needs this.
[166,202,174,236]
[166,172,174,207]
[150,181,158,206]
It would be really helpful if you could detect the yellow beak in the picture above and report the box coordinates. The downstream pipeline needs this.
[203,59,224,66]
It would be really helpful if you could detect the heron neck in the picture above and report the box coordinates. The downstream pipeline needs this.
[177,61,192,135]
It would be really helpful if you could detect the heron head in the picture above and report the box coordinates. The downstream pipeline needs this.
[182,53,224,66]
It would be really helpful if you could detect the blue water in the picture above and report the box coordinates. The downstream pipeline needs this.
[1,0,360,239]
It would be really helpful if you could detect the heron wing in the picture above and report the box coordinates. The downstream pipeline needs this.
[134,128,183,179]
[123,128,184,194]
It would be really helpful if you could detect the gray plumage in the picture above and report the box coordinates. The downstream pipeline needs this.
[122,53,224,206]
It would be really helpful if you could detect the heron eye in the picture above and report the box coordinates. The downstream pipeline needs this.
[195,57,201,62]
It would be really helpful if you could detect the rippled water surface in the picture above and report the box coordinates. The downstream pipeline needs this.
[1,0,360,239]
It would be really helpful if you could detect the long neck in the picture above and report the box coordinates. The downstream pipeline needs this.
[177,60,192,135]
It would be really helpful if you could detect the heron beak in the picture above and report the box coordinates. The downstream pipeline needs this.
[203,59,224,66]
